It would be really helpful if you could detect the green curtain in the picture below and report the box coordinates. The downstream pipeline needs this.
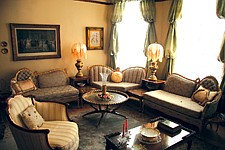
[162,0,183,79]
[140,0,157,77]
[108,2,125,69]
[216,0,225,113]
[217,0,225,63]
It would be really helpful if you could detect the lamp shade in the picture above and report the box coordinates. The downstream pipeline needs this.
[71,43,87,60]
[147,43,164,62]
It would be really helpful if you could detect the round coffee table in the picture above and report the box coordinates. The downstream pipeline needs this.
[82,90,129,127]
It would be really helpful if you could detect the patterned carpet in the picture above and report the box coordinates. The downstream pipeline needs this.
[70,104,219,150]
[0,104,222,150]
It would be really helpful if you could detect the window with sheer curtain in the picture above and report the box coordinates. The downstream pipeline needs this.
[116,1,148,70]
[174,0,225,84]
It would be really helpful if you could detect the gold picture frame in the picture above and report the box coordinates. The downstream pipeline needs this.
[10,23,61,61]
[86,27,104,50]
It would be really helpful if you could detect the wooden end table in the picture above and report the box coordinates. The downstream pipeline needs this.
[105,117,196,150]
[82,90,129,127]
[127,79,165,112]
[69,76,96,108]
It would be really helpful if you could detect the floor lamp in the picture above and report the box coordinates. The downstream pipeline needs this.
[71,43,87,78]
[147,43,164,81]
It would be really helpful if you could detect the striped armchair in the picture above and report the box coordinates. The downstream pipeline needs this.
[89,65,147,92]
[7,95,79,150]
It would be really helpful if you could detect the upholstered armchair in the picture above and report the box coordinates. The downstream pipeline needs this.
[7,95,79,150]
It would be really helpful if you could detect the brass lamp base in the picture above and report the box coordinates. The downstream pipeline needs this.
[148,61,158,81]
[75,59,84,78]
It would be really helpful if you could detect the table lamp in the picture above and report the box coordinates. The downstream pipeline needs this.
[147,43,164,81]
[71,43,87,78]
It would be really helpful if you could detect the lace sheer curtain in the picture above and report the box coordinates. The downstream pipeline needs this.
[116,1,148,70]
[174,0,225,84]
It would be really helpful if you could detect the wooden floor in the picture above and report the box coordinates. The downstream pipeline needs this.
[69,100,225,149]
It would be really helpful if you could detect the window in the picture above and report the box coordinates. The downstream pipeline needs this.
[174,0,225,84]
[117,1,148,70]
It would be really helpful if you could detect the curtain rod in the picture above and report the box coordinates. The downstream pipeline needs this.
[74,0,168,5]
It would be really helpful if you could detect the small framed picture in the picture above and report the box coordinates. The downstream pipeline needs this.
[86,27,104,50]
[10,23,61,61]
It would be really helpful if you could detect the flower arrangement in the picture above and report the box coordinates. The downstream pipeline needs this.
[97,92,113,101]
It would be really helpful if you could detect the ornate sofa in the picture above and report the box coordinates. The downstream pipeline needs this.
[7,95,79,150]
[10,68,79,104]
[89,65,147,92]
[143,73,222,131]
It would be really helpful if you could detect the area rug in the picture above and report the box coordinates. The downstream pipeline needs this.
[70,105,219,150]
[0,105,222,150]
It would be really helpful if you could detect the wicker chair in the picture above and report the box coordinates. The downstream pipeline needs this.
[7,95,79,150]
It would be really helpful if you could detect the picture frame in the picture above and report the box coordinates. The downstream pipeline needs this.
[86,27,104,50]
[10,23,61,61]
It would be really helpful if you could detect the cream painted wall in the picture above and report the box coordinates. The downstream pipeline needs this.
[0,0,171,93]
[0,0,112,92]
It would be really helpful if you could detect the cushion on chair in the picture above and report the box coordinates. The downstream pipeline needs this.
[164,74,197,98]
[11,77,37,94]
[40,121,79,150]
[191,86,218,106]
[8,95,33,127]
[20,105,44,129]
[111,71,123,83]
[38,70,67,88]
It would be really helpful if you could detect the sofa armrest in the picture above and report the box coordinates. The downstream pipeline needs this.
[33,99,70,121]
[201,91,222,119]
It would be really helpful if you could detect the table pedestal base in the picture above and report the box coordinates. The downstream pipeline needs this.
[83,103,126,127]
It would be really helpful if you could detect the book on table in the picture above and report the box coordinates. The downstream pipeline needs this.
[158,119,181,134]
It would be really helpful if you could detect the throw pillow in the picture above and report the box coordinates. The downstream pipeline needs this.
[192,86,218,106]
[111,68,123,83]
[111,71,123,83]
[12,77,37,94]
[164,74,197,97]
[21,105,44,129]
[38,70,67,88]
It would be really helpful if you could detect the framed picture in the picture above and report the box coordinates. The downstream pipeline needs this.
[10,23,61,61]
[86,27,104,50]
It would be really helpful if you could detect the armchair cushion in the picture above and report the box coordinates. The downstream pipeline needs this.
[40,121,79,150]
[21,105,44,129]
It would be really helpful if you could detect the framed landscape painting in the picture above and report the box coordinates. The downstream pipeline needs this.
[10,23,61,61]
[86,27,104,50]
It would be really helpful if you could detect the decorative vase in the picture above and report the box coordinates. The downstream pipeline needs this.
[100,73,109,95]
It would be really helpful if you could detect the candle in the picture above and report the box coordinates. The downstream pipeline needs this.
[126,118,128,132]
[122,123,125,137]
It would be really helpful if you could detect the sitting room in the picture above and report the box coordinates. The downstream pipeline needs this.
[0,0,225,150]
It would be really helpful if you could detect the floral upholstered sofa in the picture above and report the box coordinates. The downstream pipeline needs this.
[89,65,147,92]
[10,68,79,104]
[143,73,222,131]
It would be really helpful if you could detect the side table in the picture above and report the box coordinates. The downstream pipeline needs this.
[69,76,96,107]
[127,79,165,112]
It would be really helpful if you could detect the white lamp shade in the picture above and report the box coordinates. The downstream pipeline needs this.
[71,43,87,60]
[147,43,164,62]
